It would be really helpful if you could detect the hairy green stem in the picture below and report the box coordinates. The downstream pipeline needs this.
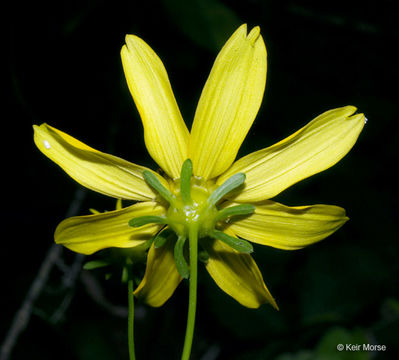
[181,224,199,360]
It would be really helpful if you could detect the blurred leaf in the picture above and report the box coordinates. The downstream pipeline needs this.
[381,298,399,319]
[161,0,241,51]
[234,345,295,360]
[315,327,368,360]
[373,298,399,353]
[105,273,112,280]
[299,244,390,325]
[121,266,128,283]
[275,350,313,360]
[83,260,110,270]
[275,327,369,360]
[205,278,286,340]
[71,321,118,360]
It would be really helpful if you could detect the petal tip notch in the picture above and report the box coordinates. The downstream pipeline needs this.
[124,34,139,45]
[247,26,261,45]
[348,111,366,128]
[341,105,357,116]
[336,105,365,126]
[237,23,248,34]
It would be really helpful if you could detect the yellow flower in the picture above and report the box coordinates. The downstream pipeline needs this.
[33,24,364,310]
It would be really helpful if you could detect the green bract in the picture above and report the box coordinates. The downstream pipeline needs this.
[129,159,254,278]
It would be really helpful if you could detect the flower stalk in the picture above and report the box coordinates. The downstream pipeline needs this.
[181,224,199,360]
[131,158,256,359]
[127,261,136,360]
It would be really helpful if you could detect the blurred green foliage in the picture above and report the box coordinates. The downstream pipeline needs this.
[5,0,398,359]
[161,0,241,51]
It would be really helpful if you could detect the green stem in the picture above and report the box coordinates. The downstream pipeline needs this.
[127,266,136,360]
[181,224,199,360]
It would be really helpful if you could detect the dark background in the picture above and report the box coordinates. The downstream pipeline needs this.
[4,0,398,359]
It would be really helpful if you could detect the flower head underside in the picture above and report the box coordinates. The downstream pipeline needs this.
[33,24,365,309]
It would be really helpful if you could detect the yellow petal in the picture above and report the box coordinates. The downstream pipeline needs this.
[189,24,267,180]
[134,239,182,307]
[121,35,189,179]
[116,198,122,210]
[226,200,348,250]
[55,202,165,255]
[218,106,365,201]
[202,231,277,309]
[33,123,165,201]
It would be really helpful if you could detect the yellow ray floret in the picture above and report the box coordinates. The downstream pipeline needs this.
[134,238,182,307]
[218,106,365,202]
[226,200,348,250]
[33,123,168,201]
[202,230,278,309]
[189,24,267,180]
[55,202,165,255]
[121,35,189,180]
